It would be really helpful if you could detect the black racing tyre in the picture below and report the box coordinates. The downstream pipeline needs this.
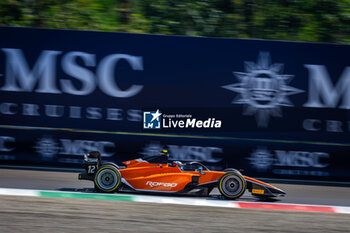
[94,165,121,193]
[223,168,240,174]
[218,172,246,199]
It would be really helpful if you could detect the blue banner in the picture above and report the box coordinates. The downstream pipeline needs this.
[0,27,349,181]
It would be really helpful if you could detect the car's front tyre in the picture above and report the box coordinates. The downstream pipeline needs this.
[94,165,121,193]
[218,172,246,199]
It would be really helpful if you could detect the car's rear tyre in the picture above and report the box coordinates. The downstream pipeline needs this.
[218,172,246,199]
[94,165,121,193]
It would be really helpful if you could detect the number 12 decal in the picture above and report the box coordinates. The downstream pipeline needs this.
[88,165,96,174]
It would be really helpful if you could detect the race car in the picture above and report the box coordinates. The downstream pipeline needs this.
[78,150,285,199]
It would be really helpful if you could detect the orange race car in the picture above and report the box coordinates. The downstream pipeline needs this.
[78,150,286,199]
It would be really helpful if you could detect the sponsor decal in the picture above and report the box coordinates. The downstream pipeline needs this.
[35,136,115,162]
[303,119,350,133]
[248,147,274,172]
[303,65,350,109]
[146,181,178,188]
[248,147,330,176]
[0,103,142,122]
[34,136,59,160]
[252,189,265,194]
[141,141,223,163]
[0,49,144,129]
[222,52,304,127]
[0,46,350,134]
[0,49,144,98]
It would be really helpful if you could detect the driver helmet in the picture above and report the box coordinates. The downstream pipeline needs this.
[160,149,169,157]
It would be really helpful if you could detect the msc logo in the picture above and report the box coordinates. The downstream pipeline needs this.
[222,52,304,127]
[143,109,162,129]
[248,147,329,172]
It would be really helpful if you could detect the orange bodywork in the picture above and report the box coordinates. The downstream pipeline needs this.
[119,159,281,193]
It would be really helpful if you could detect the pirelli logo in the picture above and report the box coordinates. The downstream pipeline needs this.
[252,189,265,194]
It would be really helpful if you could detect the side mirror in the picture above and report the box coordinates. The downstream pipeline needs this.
[197,167,205,175]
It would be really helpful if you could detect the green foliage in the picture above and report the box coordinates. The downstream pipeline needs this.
[0,0,349,43]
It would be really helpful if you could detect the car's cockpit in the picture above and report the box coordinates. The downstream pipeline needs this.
[142,149,170,164]
[142,150,210,172]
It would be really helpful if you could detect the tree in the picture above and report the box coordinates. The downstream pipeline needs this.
[0,0,349,44]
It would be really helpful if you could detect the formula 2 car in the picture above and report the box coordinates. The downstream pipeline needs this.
[78,150,285,199]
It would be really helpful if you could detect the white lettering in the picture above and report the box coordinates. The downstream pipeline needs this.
[326,120,343,132]
[304,65,350,109]
[1,48,61,93]
[86,107,102,119]
[146,181,178,188]
[0,49,144,98]
[186,118,196,127]
[127,109,142,122]
[302,119,321,131]
[97,54,144,98]
[45,105,64,117]
[107,108,123,120]
[0,103,17,115]
[61,52,96,95]
[22,103,40,116]
[69,106,81,118]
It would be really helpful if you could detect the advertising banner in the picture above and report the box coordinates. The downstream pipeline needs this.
[0,27,349,181]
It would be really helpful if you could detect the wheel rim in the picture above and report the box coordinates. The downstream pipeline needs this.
[222,175,243,196]
[96,168,118,190]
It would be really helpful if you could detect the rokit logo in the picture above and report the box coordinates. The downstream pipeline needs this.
[146,181,178,188]
[222,52,304,127]
[0,48,144,98]
[141,141,223,163]
[35,136,115,162]
[248,147,330,176]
